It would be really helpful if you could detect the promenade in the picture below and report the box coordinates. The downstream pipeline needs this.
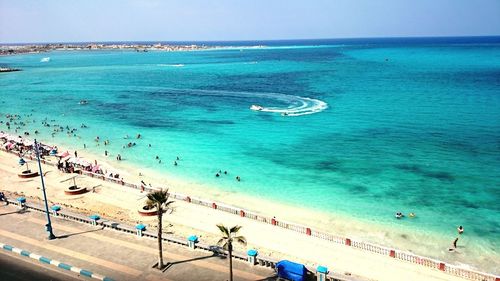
[0,203,275,281]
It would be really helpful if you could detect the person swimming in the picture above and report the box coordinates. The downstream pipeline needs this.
[457,226,464,234]
[395,212,404,219]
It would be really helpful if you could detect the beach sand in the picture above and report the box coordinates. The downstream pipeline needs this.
[0,148,478,281]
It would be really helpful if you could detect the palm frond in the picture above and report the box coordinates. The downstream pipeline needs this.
[217,238,228,250]
[216,224,229,237]
[234,235,247,245]
[146,189,171,205]
[229,225,242,234]
[162,200,175,208]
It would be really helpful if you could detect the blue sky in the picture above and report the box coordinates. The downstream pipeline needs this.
[1,0,500,43]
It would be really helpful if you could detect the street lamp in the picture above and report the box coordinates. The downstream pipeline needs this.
[34,139,56,240]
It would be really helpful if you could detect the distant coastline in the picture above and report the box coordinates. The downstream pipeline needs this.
[2,36,499,56]
[0,43,234,56]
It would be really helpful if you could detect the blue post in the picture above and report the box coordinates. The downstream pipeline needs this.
[135,224,146,237]
[187,235,198,249]
[51,205,61,216]
[89,215,100,226]
[316,266,328,281]
[16,197,26,210]
[247,249,258,265]
[34,139,56,240]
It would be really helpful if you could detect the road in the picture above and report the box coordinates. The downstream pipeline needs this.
[0,250,83,281]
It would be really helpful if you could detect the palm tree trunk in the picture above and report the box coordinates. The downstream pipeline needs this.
[157,205,164,269]
[228,242,233,281]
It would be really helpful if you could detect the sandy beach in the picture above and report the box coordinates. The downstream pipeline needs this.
[0,145,488,281]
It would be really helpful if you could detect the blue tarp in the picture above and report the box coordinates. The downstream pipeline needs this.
[276,260,307,281]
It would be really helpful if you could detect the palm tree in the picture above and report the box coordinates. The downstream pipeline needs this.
[147,189,174,270]
[217,224,247,281]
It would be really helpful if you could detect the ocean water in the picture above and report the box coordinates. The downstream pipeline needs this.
[1,37,499,272]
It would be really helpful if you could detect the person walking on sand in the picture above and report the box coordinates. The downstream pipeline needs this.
[449,237,459,252]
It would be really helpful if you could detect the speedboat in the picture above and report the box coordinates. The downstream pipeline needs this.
[79,100,88,105]
[250,105,264,111]
[40,57,50,62]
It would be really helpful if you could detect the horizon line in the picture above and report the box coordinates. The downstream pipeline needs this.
[2,34,500,46]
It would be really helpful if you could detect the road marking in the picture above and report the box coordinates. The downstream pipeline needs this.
[0,228,142,277]
[0,249,85,280]
[29,217,267,280]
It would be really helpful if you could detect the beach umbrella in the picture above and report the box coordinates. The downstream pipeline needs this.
[66,157,78,164]
[49,149,57,156]
[23,139,34,146]
[61,155,72,162]
[4,142,14,149]
[91,164,100,173]
[79,160,91,167]
[58,151,70,158]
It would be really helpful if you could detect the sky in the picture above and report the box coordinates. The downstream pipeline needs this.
[1,0,500,43]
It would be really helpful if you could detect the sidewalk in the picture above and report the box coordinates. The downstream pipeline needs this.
[0,204,276,281]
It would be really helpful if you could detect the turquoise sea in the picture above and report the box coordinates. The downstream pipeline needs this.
[1,37,499,272]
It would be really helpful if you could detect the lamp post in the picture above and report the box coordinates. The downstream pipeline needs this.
[34,139,56,240]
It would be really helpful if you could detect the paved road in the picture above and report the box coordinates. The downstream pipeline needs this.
[0,204,276,281]
[0,250,83,281]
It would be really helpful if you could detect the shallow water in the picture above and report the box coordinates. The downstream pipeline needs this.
[1,38,499,272]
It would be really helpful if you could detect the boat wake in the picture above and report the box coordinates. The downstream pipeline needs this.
[250,96,327,117]
[43,84,328,117]
[157,64,184,67]
[179,88,327,117]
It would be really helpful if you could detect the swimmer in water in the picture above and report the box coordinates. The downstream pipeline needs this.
[457,226,464,234]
